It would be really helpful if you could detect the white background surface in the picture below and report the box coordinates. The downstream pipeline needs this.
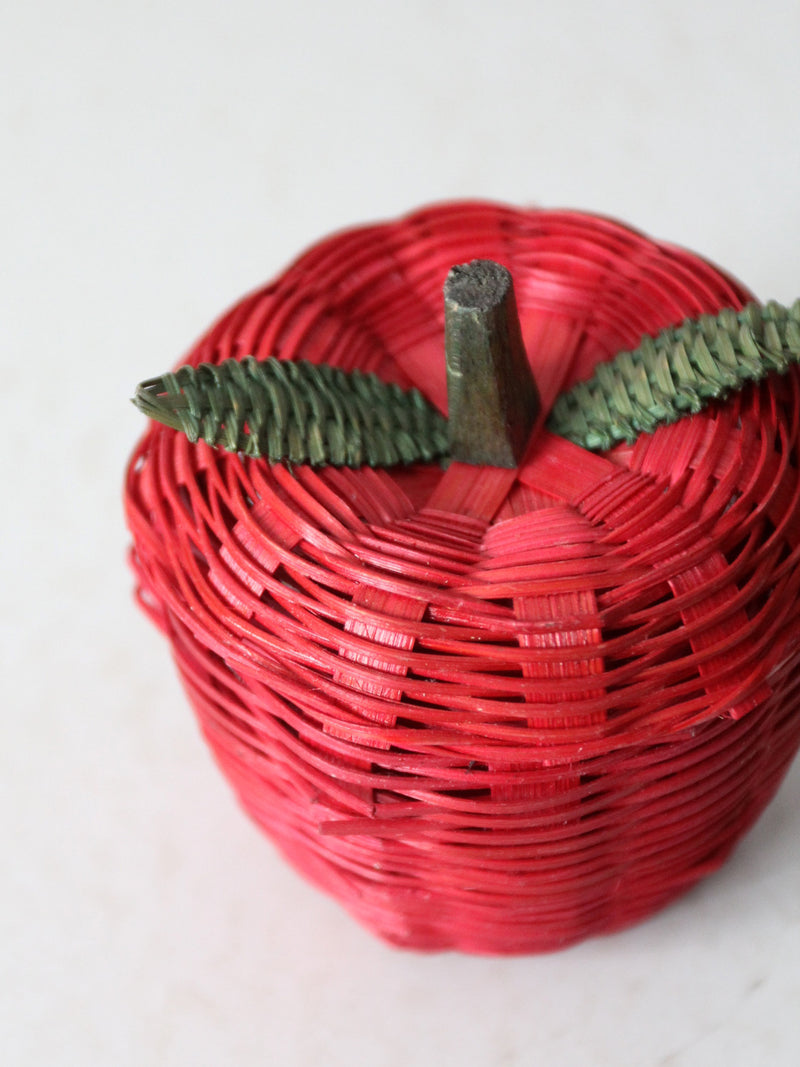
[3,1,800,1063]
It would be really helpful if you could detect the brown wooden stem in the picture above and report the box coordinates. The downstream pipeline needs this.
[444,259,540,467]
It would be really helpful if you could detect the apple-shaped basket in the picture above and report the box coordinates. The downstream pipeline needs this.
[125,201,800,954]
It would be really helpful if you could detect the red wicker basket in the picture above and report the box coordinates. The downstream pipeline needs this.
[125,201,800,954]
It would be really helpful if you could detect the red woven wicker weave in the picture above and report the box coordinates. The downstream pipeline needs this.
[125,202,800,954]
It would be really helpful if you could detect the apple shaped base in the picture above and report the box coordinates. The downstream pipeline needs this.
[126,202,800,953]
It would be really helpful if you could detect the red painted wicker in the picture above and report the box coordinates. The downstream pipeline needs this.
[125,202,800,954]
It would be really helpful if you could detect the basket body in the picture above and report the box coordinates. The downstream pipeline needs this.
[125,202,800,953]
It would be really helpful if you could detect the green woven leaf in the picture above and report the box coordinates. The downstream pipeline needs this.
[133,356,450,468]
[547,300,800,450]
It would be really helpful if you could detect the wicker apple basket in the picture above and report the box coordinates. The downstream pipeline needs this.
[125,201,800,954]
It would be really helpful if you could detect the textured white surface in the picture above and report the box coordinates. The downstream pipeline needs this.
[3,1,800,1063]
